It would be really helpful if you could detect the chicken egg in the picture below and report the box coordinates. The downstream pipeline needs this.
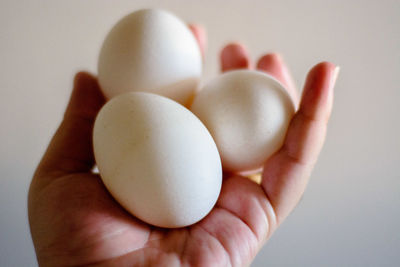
[93,92,222,228]
[191,70,295,173]
[98,9,202,106]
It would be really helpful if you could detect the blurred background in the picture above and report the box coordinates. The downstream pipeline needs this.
[1,0,399,266]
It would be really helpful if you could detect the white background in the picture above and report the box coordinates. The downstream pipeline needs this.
[1,0,399,266]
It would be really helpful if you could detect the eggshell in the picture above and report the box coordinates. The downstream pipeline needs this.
[93,92,222,228]
[191,70,295,173]
[98,9,202,106]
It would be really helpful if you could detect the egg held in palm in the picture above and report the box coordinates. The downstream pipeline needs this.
[98,9,202,106]
[93,92,222,228]
[191,70,295,173]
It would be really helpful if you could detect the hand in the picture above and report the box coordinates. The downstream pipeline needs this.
[28,26,338,266]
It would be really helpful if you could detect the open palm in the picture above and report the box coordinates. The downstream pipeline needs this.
[28,26,338,266]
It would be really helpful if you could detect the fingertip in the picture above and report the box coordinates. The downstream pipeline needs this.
[307,62,337,80]
[308,62,339,94]
[304,61,338,95]
[256,53,286,84]
[256,53,283,70]
[188,24,207,57]
[220,43,251,72]
[67,71,105,119]
[301,61,339,120]
[74,71,96,85]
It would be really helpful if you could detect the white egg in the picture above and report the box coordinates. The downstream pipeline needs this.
[93,92,222,228]
[98,9,202,106]
[191,70,295,173]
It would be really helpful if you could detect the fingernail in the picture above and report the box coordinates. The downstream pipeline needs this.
[327,66,340,103]
[331,66,340,90]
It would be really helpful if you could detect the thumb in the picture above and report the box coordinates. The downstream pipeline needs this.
[34,72,105,184]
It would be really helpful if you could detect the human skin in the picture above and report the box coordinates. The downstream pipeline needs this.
[28,25,339,266]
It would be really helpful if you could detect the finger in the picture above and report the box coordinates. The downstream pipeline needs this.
[220,43,251,72]
[261,62,339,223]
[257,53,299,106]
[198,175,276,265]
[35,72,105,182]
[189,24,207,58]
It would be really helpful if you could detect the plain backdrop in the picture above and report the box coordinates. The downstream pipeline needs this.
[1,0,399,266]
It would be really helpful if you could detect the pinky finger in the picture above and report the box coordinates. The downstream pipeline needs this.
[257,54,299,106]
